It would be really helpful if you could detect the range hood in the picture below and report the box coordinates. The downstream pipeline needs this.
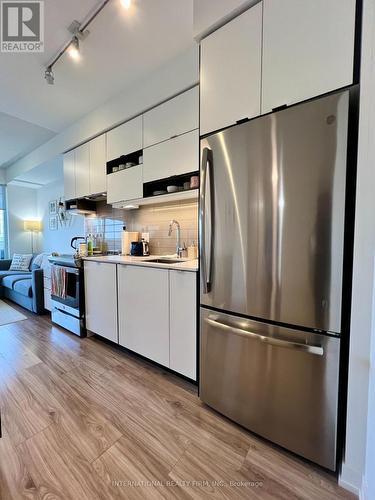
[66,198,97,215]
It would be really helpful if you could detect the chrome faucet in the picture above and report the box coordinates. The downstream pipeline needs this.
[168,220,186,258]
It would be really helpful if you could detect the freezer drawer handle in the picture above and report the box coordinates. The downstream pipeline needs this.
[205,318,324,356]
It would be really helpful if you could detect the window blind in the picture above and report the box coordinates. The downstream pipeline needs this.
[0,185,6,210]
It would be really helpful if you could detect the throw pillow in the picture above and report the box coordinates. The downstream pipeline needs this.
[31,253,45,269]
[9,254,33,272]
[32,253,45,267]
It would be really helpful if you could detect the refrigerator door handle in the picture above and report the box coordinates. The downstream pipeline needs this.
[200,147,213,294]
[205,318,324,356]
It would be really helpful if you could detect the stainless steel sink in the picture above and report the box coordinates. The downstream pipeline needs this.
[146,258,184,264]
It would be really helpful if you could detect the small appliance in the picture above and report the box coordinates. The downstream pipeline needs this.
[130,240,150,256]
[142,239,150,256]
[71,236,87,258]
[130,241,144,256]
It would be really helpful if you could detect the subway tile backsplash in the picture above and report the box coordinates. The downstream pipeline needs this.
[85,200,198,255]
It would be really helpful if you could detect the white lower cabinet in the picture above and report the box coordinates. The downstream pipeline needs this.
[118,265,170,366]
[84,261,118,342]
[85,262,197,379]
[169,270,197,380]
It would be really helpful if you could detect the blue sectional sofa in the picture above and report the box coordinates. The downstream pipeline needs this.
[0,257,45,314]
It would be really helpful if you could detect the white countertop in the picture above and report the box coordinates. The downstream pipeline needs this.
[82,255,199,272]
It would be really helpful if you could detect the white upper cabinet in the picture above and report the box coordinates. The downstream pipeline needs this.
[75,143,90,198]
[89,135,106,195]
[64,136,106,199]
[262,0,356,113]
[200,3,262,136]
[193,0,252,40]
[106,116,143,161]
[143,87,199,148]
[107,167,143,204]
[63,150,75,200]
[143,130,199,183]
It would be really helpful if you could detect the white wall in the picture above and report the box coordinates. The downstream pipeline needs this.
[193,0,258,39]
[36,178,85,255]
[365,274,375,498]
[340,0,375,496]
[6,46,198,183]
[7,184,38,256]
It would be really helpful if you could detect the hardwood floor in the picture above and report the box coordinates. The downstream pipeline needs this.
[0,303,355,500]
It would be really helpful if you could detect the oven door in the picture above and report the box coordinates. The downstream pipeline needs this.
[51,265,80,310]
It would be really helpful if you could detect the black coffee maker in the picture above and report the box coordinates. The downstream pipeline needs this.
[130,240,150,256]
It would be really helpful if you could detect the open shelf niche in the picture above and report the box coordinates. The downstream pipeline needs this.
[143,171,199,199]
[106,149,143,175]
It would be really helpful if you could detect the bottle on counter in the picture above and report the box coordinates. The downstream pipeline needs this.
[87,234,94,256]
[92,233,101,254]
[187,241,198,259]
[98,233,104,254]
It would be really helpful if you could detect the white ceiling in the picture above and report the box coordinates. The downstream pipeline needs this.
[0,112,56,169]
[14,156,63,187]
[0,0,194,169]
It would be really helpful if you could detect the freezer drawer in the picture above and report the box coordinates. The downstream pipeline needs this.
[200,308,340,470]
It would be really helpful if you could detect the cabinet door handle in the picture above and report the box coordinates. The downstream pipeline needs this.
[236,117,249,125]
[272,104,288,112]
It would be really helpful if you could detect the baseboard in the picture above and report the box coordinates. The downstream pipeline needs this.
[339,465,362,497]
[360,476,368,500]
[339,478,360,497]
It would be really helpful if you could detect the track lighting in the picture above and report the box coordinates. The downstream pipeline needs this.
[121,0,131,8]
[67,36,80,60]
[45,66,54,85]
[43,0,118,84]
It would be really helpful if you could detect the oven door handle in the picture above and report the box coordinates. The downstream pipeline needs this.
[67,269,79,275]
[54,265,79,275]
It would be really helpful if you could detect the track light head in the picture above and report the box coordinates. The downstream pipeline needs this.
[68,36,80,60]
[68,20,90,41]
[45,66,54,85]
[121,0,131,9]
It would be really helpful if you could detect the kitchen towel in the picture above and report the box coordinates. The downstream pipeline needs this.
[51,266,67,299]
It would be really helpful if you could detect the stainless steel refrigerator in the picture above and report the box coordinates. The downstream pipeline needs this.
[199,90,350,471]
